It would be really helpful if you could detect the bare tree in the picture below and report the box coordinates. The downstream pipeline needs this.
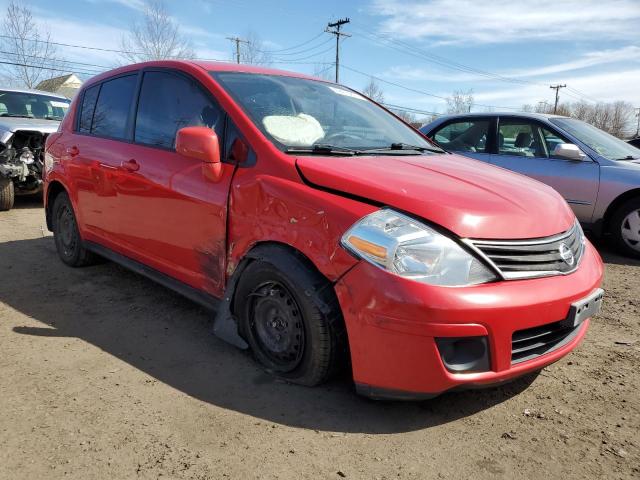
[312,63,332,81]
[237,31,272,66]
[120,0,194,63]
[362,78,385,103]
[446,89,474,114]
[0,2,60,88]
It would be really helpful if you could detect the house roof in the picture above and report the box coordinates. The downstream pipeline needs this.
[35,74,79,92]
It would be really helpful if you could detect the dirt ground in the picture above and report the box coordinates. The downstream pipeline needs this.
[0,196,638,480]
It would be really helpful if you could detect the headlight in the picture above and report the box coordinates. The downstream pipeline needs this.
[341,209,497,286]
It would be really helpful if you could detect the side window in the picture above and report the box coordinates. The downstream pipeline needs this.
[432,120,489,153]
[498,120,545,158]
[134,71,224,149]
[78,85,100,133]
[540,126,569,158]
[91,75,137,140]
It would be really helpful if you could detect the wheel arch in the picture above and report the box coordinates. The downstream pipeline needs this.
[45,180,69,231]
[212,240,352,362]
[602,188,640,235]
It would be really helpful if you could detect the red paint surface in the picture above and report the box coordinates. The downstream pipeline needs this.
[45,60,604,396]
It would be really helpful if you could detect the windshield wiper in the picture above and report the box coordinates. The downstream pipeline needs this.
[284,144,360,156]
[0,113,32,118]
[615,155,639,161]
[360,142,444,154]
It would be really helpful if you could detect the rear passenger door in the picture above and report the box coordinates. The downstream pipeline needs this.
[69,73,139,245]
[427,118,493,164]
[113,69,239,296]
[490,117,599,222]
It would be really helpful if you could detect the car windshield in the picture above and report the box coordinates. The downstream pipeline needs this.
[211,72,436,154]
[550,117,640,160]
[0,90,70,120]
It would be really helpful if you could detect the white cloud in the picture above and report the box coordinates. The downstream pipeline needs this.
[474,69,640,106]
[370,0,640,44]
[383,45,640,84]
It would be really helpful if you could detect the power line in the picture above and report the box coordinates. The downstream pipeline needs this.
[0,50,108,73]
[340,63,522,111]
[256,31,325,53]
[0,59,103,76]
[267,37,334,57]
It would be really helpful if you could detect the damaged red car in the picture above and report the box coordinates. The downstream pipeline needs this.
[43,61,604,400]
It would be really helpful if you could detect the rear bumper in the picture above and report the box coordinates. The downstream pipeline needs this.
[334,241,604,399]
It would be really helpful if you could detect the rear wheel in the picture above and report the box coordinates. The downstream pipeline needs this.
[52,192,98,267]
[610,197,640,259]
[0,178,15,211]
[234,253,347,386]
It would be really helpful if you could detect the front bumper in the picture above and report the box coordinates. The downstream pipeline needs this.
[334,240,604,399]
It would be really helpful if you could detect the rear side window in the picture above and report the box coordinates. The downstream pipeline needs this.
[134,71,224,149]
[91,74,137,140]
[432,119,490,153]
[78,85,99,133]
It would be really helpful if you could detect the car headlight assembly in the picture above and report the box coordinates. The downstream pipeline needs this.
[341,209,497,287]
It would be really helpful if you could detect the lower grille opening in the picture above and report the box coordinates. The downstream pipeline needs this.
[511,320,581,364]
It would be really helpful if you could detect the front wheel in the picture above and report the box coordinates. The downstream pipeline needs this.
[0,177,15,211]
[234,253,347,386]
[610,198,640,259]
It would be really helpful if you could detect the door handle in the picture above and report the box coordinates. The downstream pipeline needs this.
[120,159,140,172]
[66,145,79,157]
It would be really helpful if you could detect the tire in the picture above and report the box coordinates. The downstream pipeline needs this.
[0,177,14,211]
[234,252,347,386]
[610,197,640,259]
[52,192,98,267]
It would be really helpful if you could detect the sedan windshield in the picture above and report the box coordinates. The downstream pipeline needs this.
[550,117,639,160]
[211,72,436,154]
[0,90,70,120]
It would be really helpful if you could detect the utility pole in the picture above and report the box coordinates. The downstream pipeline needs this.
[226,36,249,64]
[550,84,566,114]
[325,18,350,83]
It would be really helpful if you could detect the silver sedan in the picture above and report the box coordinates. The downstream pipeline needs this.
[421,113,640,258]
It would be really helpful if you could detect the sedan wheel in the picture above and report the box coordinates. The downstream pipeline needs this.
[610,198,640,259]
[620,209,640,252]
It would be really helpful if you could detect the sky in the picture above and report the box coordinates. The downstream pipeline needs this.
[3,0,640,116]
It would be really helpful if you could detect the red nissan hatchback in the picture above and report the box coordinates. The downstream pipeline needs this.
[43,61,604,399]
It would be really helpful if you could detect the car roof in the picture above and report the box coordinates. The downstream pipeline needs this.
[432,111,571,122]
[0,86,70,100]
[82,59,322,89]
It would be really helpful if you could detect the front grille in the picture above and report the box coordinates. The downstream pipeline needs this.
[466,221,584,280]
[511,320,581,364]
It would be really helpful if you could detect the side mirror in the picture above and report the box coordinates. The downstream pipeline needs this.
[176,126,222,181]
[553,143,587,161]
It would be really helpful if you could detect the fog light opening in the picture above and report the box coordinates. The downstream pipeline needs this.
[435,336,490,373]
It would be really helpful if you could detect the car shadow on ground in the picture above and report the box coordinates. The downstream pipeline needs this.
[587,234,640,267]
[12,194,43,210]
[1,236,538,434]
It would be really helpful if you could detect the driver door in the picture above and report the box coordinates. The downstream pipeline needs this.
[427,117,493,164]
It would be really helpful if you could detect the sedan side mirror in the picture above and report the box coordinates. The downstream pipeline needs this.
[553,143,587,161]
[176,126,223,181]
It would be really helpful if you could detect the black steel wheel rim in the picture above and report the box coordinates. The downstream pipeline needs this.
[249,281,305,371]
[57,205,77,257]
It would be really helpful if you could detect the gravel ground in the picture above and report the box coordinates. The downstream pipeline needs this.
[0,197,638,479]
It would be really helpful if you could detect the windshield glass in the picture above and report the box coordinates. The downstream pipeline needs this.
[550,117,639,160]
[0,90,70,120]
[211,72,435,153]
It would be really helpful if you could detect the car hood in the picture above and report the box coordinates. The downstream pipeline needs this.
[296,153,575,240]
[0,117,60,133]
